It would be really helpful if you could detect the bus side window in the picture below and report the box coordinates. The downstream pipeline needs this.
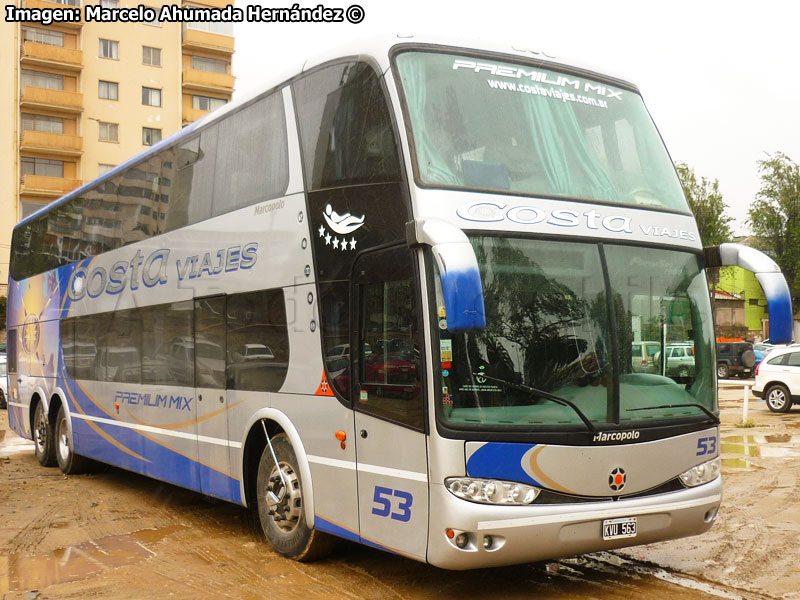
[7,329,17,375]
[213,91,289,215]
[353,247,424,430]
[293,60,401,191]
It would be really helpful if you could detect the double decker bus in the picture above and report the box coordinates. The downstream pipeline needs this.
[6,37,792,569]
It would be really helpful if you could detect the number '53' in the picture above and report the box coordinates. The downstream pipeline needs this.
[371,486,413,522]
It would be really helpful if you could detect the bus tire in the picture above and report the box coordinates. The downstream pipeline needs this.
[33,401,57,467]
[766,384,792,413]
[256,433,335,561]
[55,405,89,474]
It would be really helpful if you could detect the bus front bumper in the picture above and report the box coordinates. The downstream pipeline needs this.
[426,476,722,569]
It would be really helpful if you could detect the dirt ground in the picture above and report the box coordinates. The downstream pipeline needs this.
[0,386,797,600]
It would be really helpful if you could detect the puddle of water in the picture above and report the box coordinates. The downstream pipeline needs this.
[0,526,183,593]
[576,553,745,600]
[720,433,800,469]
[0,435,35,458]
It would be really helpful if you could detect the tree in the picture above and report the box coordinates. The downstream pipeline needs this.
[747,152,800,301]
[675,162,733,247]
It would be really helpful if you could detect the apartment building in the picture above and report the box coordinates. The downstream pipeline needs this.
[0,0,235,296]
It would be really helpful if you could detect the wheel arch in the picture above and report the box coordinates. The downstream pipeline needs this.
[239,409,315,524]
[28,388,49,436]
[49,388,72,447]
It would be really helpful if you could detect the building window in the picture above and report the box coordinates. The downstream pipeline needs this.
[100,0,119,6]
[142,46,161,66]
[98,121,119,142]
[22,27,64,47]
[21,201,49,219]
[21,156,64,177]
[21,69,64,90]
[142,127,162,146]
[142,7,160,26]
[22,113,64,134]
[192,95,226,112]
[50,0,79,5]
[186,21,233,35]
[98,80,119,100]
[142,86,162,107]
[99,39,119,60]
[192,56,227,74]
[98,163,116,176]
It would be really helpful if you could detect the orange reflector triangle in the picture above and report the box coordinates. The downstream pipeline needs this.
[315,371,336,396]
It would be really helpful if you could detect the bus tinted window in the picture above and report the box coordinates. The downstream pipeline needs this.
[7,330,17,374]
[395,51,688,212]
[226,289,289,392]
[74,313,110,380]
[168,128,218,231]
[141,301,193,386]
[213,92,288,215]
[293,61,401,190]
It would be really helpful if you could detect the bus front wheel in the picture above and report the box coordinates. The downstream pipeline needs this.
[256,433,335,561]
[33,401,57,467]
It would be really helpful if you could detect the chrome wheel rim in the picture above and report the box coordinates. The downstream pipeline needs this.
[57,414,70,463]
[768,389,787,410]
[34,406,48,453]
[266,462,302,534]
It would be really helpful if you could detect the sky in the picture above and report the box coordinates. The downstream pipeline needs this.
[232,0,800,235]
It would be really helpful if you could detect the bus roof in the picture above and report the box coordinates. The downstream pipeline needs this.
[13,34,639,230]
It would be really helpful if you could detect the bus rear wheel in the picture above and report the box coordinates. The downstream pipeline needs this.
[55,405,89,474]
[33,401,57,467]
[256,433,335,561]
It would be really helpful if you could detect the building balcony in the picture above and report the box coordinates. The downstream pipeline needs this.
[182,28,234,54]
[183,0,230,7]
[182,68,234,94]
[21,174,82,197]
[20,86,83,113]
[183,106,211,125]
[23,0,82,27]
[21,41,83,71]
[20,130,83,156]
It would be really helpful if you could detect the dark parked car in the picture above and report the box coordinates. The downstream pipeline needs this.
[716,341,756,379]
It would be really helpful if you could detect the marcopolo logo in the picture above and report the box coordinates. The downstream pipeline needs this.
[592,430,641,443]
[608,467,627,491]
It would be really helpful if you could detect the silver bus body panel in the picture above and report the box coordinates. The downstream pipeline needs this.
[464,427,719,497]
[426,476,721,569]
[410,189,702,251]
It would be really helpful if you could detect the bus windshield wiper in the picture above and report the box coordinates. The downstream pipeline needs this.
[472,372,596,433]
[627,404,720,424]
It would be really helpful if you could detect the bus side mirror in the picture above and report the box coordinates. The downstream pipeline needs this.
[705,243,793,344]
[406,219,486,332]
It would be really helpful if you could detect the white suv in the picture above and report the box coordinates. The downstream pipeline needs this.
[753,346,800,413]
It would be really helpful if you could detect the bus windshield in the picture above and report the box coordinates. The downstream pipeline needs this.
[434,237,716,430]
[395,51,688,212]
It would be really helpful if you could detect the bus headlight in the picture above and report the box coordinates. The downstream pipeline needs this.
[445,477,540,505]
[679,457,721,487]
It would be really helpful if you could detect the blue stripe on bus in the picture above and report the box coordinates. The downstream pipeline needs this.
[64,376,242,504]
[466,442,542,487]
[314,516,360,542]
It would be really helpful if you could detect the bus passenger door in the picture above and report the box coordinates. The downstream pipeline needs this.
[352,247,429,560]
[194,296,234,500]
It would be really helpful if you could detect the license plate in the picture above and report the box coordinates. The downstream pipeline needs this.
[602,517,637,540]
